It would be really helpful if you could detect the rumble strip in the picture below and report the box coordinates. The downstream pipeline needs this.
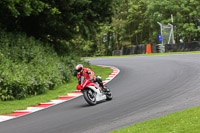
[0,65,120,122]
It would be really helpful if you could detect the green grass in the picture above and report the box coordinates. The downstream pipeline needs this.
[83,51,200,59]
[0,65,113,115]
[111,106,200,133]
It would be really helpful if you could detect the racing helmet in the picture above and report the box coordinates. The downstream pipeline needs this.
[75,64,83,72]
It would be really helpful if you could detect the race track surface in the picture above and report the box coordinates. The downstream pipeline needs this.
[0,54,200,133]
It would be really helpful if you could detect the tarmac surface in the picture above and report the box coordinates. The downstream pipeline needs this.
[0,54,200,133]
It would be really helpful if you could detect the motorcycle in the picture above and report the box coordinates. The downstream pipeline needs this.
[76,76,112,105]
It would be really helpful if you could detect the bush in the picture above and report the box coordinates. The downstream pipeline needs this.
[0,31,88,100]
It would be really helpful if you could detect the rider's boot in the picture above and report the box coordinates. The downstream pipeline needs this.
[98,81,109,92]
[96,76,110,92]
[102,86,110,92]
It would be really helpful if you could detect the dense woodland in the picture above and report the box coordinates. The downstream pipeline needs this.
[0,0,199,56]
[0,0,199,100]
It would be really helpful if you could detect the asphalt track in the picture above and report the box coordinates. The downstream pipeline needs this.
[0,54,200,133]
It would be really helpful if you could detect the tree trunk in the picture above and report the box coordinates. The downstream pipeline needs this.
[129,23,132,44]
[115,31,118,50]
[107,31,111,55]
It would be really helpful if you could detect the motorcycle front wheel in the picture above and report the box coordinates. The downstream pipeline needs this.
[82,89,97,105]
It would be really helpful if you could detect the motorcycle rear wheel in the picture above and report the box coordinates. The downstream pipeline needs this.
[105,87,112,100]
[83,89,97,105]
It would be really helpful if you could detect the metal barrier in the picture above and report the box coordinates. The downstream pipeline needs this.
[112,41,200,56]
[112,50,123,56]
[165,41,200,52]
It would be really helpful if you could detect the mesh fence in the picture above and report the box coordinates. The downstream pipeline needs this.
[162,24,173,44]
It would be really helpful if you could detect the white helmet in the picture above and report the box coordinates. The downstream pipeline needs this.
[75,64,83,72]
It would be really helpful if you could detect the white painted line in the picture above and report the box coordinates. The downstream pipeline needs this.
[14,110,31,113]
[0,116,15,122]
[26,107,45,112]
[39,102,55,105]
[50,100,66,104]
[68,93,83,97]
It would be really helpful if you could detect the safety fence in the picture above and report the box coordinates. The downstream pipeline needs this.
[165,41,200,52]
[112,41,200,56]
[112,44,157,56]
[112,50,123,56]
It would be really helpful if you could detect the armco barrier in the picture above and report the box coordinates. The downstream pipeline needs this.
[165,41,200,52]
[151,43,157,53]
[119,43,157,55]
[112,50,123,56]
[112,42,200,55]
[123,44,146,55]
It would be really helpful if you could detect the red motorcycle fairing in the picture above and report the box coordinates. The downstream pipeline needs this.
[76,84,83,90]
[76,79,102,92]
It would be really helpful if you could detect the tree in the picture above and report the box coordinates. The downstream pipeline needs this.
[145,0,200,42]
[0,0,114,42]
[127,0,148,45]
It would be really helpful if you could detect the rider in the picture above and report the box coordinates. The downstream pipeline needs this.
[74,64,108,92]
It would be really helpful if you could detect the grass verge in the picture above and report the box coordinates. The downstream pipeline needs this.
[111,106,200,133]
[0,65,113,115]
[83,51,200,59]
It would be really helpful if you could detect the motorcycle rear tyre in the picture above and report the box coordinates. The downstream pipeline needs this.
[106,92,112,100]
[106,87,112,101]
[83,89,97,105]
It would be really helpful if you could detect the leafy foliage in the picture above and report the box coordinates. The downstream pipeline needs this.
[90,0,200,56]
[0,31,89,100]
[146,0,200,43]
[0,0,199,57]
[0,0,113,41]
